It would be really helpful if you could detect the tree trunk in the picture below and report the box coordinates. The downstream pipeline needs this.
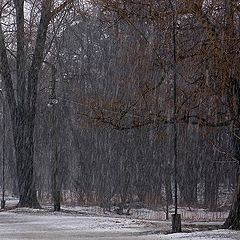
[0,0,72,209]
[204,162,219,211]
[164,162,173,205]
[15,114,40,208]
[223,130,240,229]
[223,171,240,229]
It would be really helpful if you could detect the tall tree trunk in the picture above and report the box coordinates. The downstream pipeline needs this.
[204,162,219,211]
[15,125,39,207]
[223,130,240,229]
[0,1,52,208]
[15,1,52,208]
[222,0,240,229]
[14,108,39,207]
[0,0,74,208]
[164,162,173,205]
[223,170,240,229]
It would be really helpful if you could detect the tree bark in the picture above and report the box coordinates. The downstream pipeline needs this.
[0,1,52,208]
[16,125,40,208]
[223,129,240,229]
[16,1,52,208]
[223,169,240,229]
[221,0,239,229]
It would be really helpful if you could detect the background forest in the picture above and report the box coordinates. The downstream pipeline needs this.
[0,0,240,231]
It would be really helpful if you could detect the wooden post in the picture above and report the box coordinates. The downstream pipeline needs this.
[49,65,61,212]
[172,214,182,233]
[169,0,181,232]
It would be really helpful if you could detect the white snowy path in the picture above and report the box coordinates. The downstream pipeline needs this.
[0,212,155,240]
[0,212,240,240]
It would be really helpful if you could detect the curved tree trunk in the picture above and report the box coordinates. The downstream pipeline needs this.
[223,171,240,229]
[223,127,240,229]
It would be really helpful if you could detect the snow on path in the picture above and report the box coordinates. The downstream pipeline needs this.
[0,211,240,239]
[163,230,240,240]
[0,212,158,239]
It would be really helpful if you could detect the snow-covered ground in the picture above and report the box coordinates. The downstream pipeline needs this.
[0,210,239,240]
[2,196,229,222]
[58,204,228,222]
[0,211,161,240]
[0,198,239,239]
[165,230,240,240]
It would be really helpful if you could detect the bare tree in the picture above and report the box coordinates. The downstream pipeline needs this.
[0,0,75,208]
